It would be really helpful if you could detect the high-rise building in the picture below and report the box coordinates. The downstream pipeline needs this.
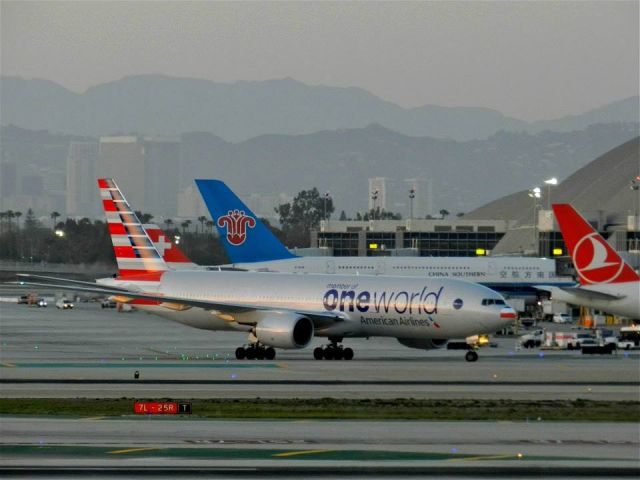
[177,184,207,218]
[0,162,17,201]
[143,136,180,217]
[98,136,146,211]
[405,178,434,219]
[66,142,98,217]
[368,177,388,212]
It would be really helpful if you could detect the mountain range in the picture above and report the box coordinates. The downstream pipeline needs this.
[1,75,638,142]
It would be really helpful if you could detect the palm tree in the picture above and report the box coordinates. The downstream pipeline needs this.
[4,210,15,232]
[135,211,154,224]
[206,220,214,233]
[439,209,450,220]
[13,211,22,230]
[50,211,61,229]
[197,216,207,234]
[181,219,192,233]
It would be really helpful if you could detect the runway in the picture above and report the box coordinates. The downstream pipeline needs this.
[1,301,639,400]
[2,416,639,475]
[1,299,639,476]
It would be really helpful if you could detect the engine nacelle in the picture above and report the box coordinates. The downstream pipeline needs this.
[397,338,448,350]
[255,313,314,349]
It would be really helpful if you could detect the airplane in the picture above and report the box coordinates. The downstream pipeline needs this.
[144,224,198,269]
[17,178,517,363]
[195,179,574,298]
[537,204,640,319]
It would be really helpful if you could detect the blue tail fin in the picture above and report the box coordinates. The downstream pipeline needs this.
[195,179,297,263]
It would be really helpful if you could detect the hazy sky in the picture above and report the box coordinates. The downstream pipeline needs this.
[2,1,638,121]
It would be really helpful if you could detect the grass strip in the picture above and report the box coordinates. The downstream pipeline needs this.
[0,398,638,421]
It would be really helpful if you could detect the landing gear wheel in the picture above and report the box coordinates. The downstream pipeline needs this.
[465,350,479,362]
[265,347,276,360]
[235,347,246,360]
[256,348,265,360]
[246,347,256,360]
[313,347,324,360]
[333,348,344,360]
[323,348,334,360]
[343,347,354,360]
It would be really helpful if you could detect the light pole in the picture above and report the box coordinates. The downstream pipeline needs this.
[323,191,331,221]
[409,188,415,220]
[544,177,558,210]
[631,176,640,250]
[528,187,541,255]
[371,189,379,220]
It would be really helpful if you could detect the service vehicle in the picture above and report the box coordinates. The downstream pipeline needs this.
[552,313,572,324]
[519,328,544,349]
[55,298,74,309]
[101,299,116,308]
[566,332,596,350]
[618,325,640,347]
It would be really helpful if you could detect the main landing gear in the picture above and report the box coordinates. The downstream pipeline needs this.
[313,337,354,361]
[465,350,479,362]
[235,344,276,361]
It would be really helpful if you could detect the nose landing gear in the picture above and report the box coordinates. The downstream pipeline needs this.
[464,350,479,362]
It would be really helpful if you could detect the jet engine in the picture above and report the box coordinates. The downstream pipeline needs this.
[396,338,448,350]
[255,313,314,349]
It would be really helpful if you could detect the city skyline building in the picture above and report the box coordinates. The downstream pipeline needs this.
[97,136,146,212]
[66,142,98,218]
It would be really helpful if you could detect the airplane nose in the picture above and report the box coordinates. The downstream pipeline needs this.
[500,307,517,321]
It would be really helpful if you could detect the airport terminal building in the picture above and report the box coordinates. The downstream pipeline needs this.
[312,218,511,258]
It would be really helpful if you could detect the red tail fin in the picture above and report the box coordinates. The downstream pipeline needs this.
[552,204,639,285]
[144,224,197,269]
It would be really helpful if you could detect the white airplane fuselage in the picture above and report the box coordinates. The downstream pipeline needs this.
[101,270,513,341]
[225,256,573,288]
[545,282,640,319]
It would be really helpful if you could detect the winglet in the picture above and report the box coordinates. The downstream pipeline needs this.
[552,204,639,285]
[195,179,296,263]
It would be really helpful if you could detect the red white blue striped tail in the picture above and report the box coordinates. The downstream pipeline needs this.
[98,178,168,278]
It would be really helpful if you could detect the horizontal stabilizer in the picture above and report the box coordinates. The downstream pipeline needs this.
[535,285,625,301]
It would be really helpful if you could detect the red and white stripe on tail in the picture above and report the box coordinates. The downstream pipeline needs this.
[552,204,639,285]
[98,178,168,278]
[144,224,198,269]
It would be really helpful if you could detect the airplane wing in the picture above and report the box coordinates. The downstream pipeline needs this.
[535,285,625,301]
[13,274,344,325]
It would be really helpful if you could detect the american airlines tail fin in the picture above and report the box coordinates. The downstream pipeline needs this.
[144,224,198,269]
[98,178,168,278]
[552,204,639,285]
[195,179,296,264]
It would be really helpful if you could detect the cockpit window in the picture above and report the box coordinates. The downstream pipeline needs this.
[482,298,506,306]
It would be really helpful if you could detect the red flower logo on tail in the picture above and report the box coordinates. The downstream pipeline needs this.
[217,210,256,246]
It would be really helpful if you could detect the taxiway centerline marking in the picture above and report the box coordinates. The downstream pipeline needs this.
[449,454,519,462]
[108,447,161,455]
[273,449,333,458]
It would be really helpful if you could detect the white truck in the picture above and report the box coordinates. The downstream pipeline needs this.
[543,331,595,350]
[519,329,544,349]
[618,325,640,349]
